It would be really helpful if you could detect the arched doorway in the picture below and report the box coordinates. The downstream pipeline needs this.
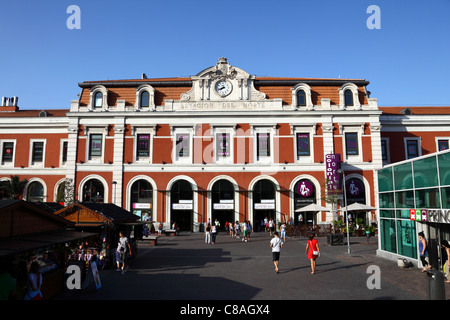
[211,179,234,230]
[170,180,193,232]
[294,179,317,225]
[27,181,44,202]
[0,180,10,199]
[82,179,104,203]
[130,179,153,220]
[252,179,276,232]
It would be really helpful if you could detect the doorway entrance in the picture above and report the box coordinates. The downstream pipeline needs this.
[211,179,235,230]
[252,180,276,232]
[170,180,193,231]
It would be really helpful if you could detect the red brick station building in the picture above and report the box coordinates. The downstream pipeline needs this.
[1,58,449,232]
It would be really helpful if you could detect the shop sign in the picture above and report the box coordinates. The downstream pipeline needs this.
[296,180,313,197]
[133,203,151,209]
[214,203,234,210]
[255,200,275,210]
[173,200,193,210]
[411,209,450,223]
[325,154,341,196]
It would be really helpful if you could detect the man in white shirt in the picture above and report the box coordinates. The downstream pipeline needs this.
[270,232,283,273]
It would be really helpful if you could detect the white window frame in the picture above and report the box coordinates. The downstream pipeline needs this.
[404,137,422,160]
[291,83,313,110]
[29,139,46,168]
[342,125,363,162]
[436,137,450,152]
[381,137,390,165]
[0,139,16,167]
[86,127,106,163]
[133,127,155,163]
[253,125,275,165]
[212,126,234,165]
[135,85,156,111]
[88,85,108,111]
[172,127,193,165]
[292,125,315,164]
[339,83,361,110]
[60,139,68,167]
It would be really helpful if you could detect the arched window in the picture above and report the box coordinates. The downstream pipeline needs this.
[82,179,104,203]
[140,91,150,108]
[94,92,103,109]
[27,181,44,202]
[297,90,306,107]
[130,179,153,220]
[344,89,353,106]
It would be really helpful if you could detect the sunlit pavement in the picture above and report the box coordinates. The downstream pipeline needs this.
[54,231,449,301]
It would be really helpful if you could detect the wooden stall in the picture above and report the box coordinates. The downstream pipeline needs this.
[0,200,97,300]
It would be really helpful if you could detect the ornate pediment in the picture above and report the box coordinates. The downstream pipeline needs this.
[172,58,281,111]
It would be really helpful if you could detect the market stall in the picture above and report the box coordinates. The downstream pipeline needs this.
[0,200,97,300]
[54,202,140,268]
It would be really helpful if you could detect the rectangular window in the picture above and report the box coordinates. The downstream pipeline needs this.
[257,133,270,157]
[406,139,419,159]
[137,134,151,158]
[216,133,230,157]
[32,142,44,163]
[345,133,359,156]
[296,133,310,157]
[2,142,14,163]
[438,139,449,151]
[176,134,190,158]
[381,140,388,161]
[380,219,397,254]
[89,134,103,157]
[62,141,68,163]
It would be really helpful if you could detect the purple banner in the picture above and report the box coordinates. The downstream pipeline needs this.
[325,154,341,195]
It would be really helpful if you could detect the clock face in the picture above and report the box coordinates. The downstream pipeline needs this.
[215,80,232,97]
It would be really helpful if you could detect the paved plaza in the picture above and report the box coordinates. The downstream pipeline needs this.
[55,231,449,301]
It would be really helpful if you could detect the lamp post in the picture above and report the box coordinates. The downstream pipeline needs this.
[338,169,351,254]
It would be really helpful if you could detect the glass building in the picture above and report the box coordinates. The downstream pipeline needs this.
[377,149,450,267]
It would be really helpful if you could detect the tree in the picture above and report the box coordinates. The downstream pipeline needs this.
[55,178,76,206]
[4,175,28,200]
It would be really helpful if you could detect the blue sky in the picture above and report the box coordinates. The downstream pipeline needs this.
[0,0,449,109]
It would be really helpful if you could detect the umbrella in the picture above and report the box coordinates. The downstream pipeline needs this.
[295,203,330,212]
[339,202,376,211]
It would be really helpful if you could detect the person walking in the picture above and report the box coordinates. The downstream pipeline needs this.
[211,224,217,244]
[270,231,283,273]
[24,261,42,300]
[268,218,275,237]
[117,232,132,274]
[235,221,241,239]
[280,222,287,242]
[205,223,211,244]
[418,231,430,272]
[242,221,249,242]
[306,233,320,274]
[247,220,252,242]
[229,221,234,238]
[441,240,450,282]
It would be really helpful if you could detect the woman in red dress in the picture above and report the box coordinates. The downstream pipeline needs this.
[305,233,320,274]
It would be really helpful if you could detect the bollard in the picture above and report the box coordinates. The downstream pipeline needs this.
[426,270,446,300]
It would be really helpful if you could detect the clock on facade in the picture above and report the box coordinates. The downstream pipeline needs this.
[215,80,232,97]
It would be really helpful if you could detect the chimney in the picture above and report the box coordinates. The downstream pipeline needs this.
[0,96,19,112]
